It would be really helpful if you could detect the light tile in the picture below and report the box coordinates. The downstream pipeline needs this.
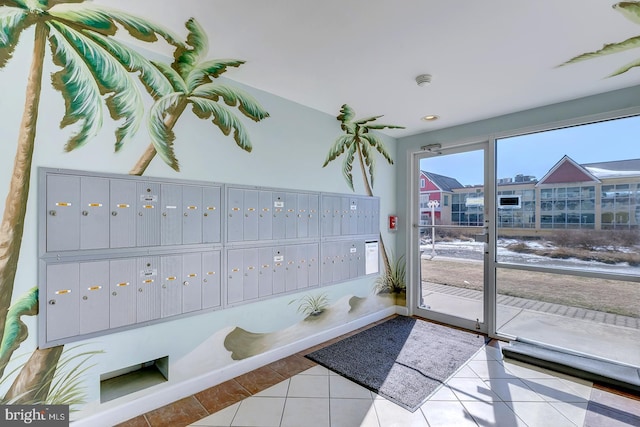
[452,366,481,378]
[462,401,527,427]
[549,401,589,426]
[300,365,330,376]
[287,374,329,398]
[506,401,576,427]
[330,398,379,427]
[254,378,290,397]
[374,399,430,427]
[467,360,515,379]
[502,360,560,379]
[521,378,589,403]
[427,385,460,401]
[447,378,502,402]
[191,402,239,426]
[420,400,479,426]
[230,396,285,427]
[484,378,545,402]
[281,397,330,427]
[329,375,373,399]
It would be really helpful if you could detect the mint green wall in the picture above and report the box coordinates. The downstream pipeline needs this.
[395,84,640,259]
[0,36,397,421]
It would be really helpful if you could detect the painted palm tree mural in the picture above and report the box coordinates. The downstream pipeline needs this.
[322,104,404,290]
[129,18,270,176]
[560,1,640,76]
[0,0,182,406]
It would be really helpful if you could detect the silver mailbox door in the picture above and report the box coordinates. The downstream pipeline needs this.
[182,185,203,244]
[272,192,286,239]
[321,195,333,237]
[331,196,342,236]
[321,242,334,285]
[243,248,259,301]
[356,239,366,277]
[295,245,309,290]
[284,245,298,292]
[80,176,109,250]
[348,197,359,235]
[341,197,351,235]
[182,252,202,313]
[307,243,319,287]
[227,188,244,242]
[308,194,319,238]
[110,179,137,249]
[46,174,80,252]
[258,247,273,298]
[348,241,359,279]
[296,193,309,238]
[79,260,109,335]
[202,250,221,309]
[136,256,160,323]
[46,263,79,342]
[160,255,182,318]
[202,186,221,243]
[258,190,273,241]
[137,182,161,247]
[109,258,137,328]
[227,249,244,304]
[243,190,259,241]
[285,193,297,239]
[271,247,286,294]
[161,183,182,246]
[357,197,369,235]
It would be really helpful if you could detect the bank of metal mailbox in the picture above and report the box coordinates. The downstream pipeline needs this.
[321,239,368,285]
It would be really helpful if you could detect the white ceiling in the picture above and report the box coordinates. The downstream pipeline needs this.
[101,0,640,138]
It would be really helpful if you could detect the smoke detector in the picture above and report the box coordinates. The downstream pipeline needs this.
[415,74,432,87]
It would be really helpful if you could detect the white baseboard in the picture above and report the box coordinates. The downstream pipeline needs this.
[72,306,397,427]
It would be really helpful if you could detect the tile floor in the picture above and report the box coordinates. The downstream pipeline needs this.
[117,320,640,427]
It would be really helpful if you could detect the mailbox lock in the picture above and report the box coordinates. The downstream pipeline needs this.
[82,296,88,300]
[184,213,188,217]
[111,211,118,216]
[162,284,167,289]
[49,210,57,216]
[138,288,143,292]
[82,210,89,216]
[112,291,117,296]
[48,299,56,305]
[162,212,167,217]
[204,212,208,217]
[203,278,208,283]
[183,281,189,286]
[138,212,143,216]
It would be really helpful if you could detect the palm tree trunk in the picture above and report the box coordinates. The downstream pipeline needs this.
[5,346,64,403]
[0,22,48,343]
[356,143,391,274]
[129,100,188,176]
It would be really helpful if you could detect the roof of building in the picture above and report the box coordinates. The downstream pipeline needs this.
[582,158,640,179]
[421,171,464,192]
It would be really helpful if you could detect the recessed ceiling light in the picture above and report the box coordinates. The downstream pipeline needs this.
[422,115,439,121]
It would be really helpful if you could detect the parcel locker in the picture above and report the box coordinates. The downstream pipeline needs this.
[308,194,320,238]
[182,185,203,244]
[284,245,298,292]
[296,193,309,238]
[285,193,298,239]
[136,256,160,323]
[136,182,161,247]
[227,188,244,242]
[182,252,203,313]
[110,179,137,248]
[202,186,221,243]
[46,174,80,252]
[46,263,80,341]
[242,248,259,301]
[109,258,137,328]
[272,192,286,239]
[202,250,221,309]
[160,255,182,318]
[79,260,110,335]
[161,183,182,246]
[226,249,243,304]
[258,190,273,240]
[243,189,259,241]
[307,244,320,287]
[80,177,109,250]
[271,247,286,294]
[258,247,274,297]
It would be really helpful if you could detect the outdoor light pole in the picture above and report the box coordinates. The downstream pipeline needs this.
[427,200,439,259]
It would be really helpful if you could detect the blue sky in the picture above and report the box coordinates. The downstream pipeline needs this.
[420,114,640,186]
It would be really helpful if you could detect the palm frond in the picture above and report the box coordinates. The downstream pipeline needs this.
[322,134,353,167]
[360,140,376,188]
[173,17,208,78]
[362,133,394,165]
[559,36,640,67]
[373,254,406,294]
[337,104,355,124]
[153,61,188,93]
[342,143,357,191]
[366,123,405,130]
[185,59,244,91]
[148,92,183,171]
[609,56,640,76]
[0,287,38,377]
[0,7,29,68]
[48,23,104,151]
[191,83,269,121]
[189,96,253,152]
[50,21,144,151]
[49,3,181,45]
[87,32,173,99]
[46,348,102,408]
[614,1,640,25]
[354,115,383,125]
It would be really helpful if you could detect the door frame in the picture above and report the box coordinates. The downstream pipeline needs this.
[407,139,496,336]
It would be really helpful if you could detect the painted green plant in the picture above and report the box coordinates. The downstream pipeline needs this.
[322,104,404,276]
[373,254,406,295]
[0,0,181,405]
[289,293,329,317]
[129,18,270,175]
[560,1,640,76]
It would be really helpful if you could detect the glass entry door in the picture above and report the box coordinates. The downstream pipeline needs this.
[413,142,490,333]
